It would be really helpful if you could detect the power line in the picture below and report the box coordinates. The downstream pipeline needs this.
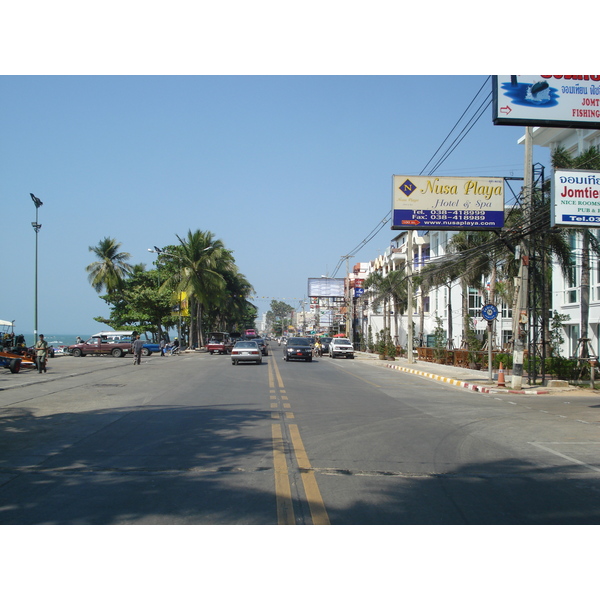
[420,76,491,175]
[329,76,498,276]
[425,93,493,175]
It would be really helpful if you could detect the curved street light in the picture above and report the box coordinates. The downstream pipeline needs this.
[30,193,43,340]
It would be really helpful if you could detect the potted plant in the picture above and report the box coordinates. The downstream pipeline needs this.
[432,316,447,363]
[375,329,386,359]
[466,318,482,369]
[386,339,397,360]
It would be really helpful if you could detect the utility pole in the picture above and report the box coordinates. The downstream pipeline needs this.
[342,254,354,340]
[512,127,533,389]
[407,232,415,364]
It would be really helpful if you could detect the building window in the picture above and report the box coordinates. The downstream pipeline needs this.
[422,295,430,314]
[501,329,512,349]
[443,286,448,318]
[566,324,580,357]
[468,287,482,317]
[431,233,439,258]
[593,247,600,302]
[566,232,579,304]
[501,302,513,319]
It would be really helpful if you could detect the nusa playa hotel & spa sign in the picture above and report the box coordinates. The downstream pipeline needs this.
[552,169,600,227]
[392,175,505,231]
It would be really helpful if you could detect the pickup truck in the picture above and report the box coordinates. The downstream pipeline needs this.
[206,333,233,355]
[68,332,133,358]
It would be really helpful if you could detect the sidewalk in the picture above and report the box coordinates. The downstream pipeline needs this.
[355,352,597,396]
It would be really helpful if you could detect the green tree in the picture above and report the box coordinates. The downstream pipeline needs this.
[86,237,133,294]
[94,265,178,339]
[364,270,408,345]
[168,230,229,347]
[156,230,252,347]
[204,268,255,333]
[269,300,294,335]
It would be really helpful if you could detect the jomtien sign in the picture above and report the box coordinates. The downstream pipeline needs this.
[392,175,505,230]
[552,169,600,227]
[493,75,600,129]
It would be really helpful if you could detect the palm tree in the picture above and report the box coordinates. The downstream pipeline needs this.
[86,237,133,294]
[364,271,389,338]
[415,258,460,348]
[364,269,408,345]
[215,269,255,331]
[446,230,498,347]
[173,230,234,347]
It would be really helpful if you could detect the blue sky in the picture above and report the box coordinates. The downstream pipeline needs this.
[1,74,552,336]
[1,2,583,338]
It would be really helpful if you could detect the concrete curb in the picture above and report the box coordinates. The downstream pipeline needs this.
[382,362,551,395]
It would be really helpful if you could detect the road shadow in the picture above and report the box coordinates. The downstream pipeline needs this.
[0,403,277,524]
[319,456,600,525]
[3,402,600,524]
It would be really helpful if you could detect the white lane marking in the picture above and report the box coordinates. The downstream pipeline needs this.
[529,442,600,473]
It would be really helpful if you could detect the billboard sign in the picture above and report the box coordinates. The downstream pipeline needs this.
[493,75,600,129]
[552,169,600,227]
[392,175,505,230]
[308,277,345,298]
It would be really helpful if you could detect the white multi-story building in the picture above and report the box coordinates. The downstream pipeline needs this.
[528,127,600,357]
[357,230,513,351]
[354,127,600,357]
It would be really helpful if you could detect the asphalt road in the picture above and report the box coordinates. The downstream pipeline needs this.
[2,345,600,524]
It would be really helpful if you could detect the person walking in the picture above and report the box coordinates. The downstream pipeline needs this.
[160,338,166,357]
[132,334,144,365]
[35,334,49,373]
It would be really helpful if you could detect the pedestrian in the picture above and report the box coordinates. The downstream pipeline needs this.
[76,336,83,344]
[160,338,166,357]
[35,334,49,373]
[132,334,144,365]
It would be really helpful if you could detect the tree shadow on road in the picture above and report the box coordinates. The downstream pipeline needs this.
[0,403,278,524]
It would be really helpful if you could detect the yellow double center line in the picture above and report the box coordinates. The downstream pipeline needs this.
[269,356,330,525]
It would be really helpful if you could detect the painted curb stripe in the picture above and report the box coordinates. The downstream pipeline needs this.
[383,363,550,395]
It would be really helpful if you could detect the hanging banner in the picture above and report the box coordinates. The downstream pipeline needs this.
[392,175,505,230]
[552,169,600,227]
[171,291,190,317]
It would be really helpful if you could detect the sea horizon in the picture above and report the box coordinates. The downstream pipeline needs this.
[22,333,91,347]
[21,330,176,348]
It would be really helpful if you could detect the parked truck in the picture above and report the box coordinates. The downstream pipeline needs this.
[206,332,233,355]
[67,331,134,357]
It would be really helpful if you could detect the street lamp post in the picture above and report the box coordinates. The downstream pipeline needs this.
[149,247,183,345]
[30,193,43,340]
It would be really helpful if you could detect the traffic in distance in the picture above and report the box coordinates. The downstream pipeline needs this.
[53,328,354,364]
[231,334,354,364]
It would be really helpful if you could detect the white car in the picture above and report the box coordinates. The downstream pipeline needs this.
[329,338,354,359]
[231,340,262,365]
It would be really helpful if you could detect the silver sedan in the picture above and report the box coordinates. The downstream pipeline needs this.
[231,341,262,365]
